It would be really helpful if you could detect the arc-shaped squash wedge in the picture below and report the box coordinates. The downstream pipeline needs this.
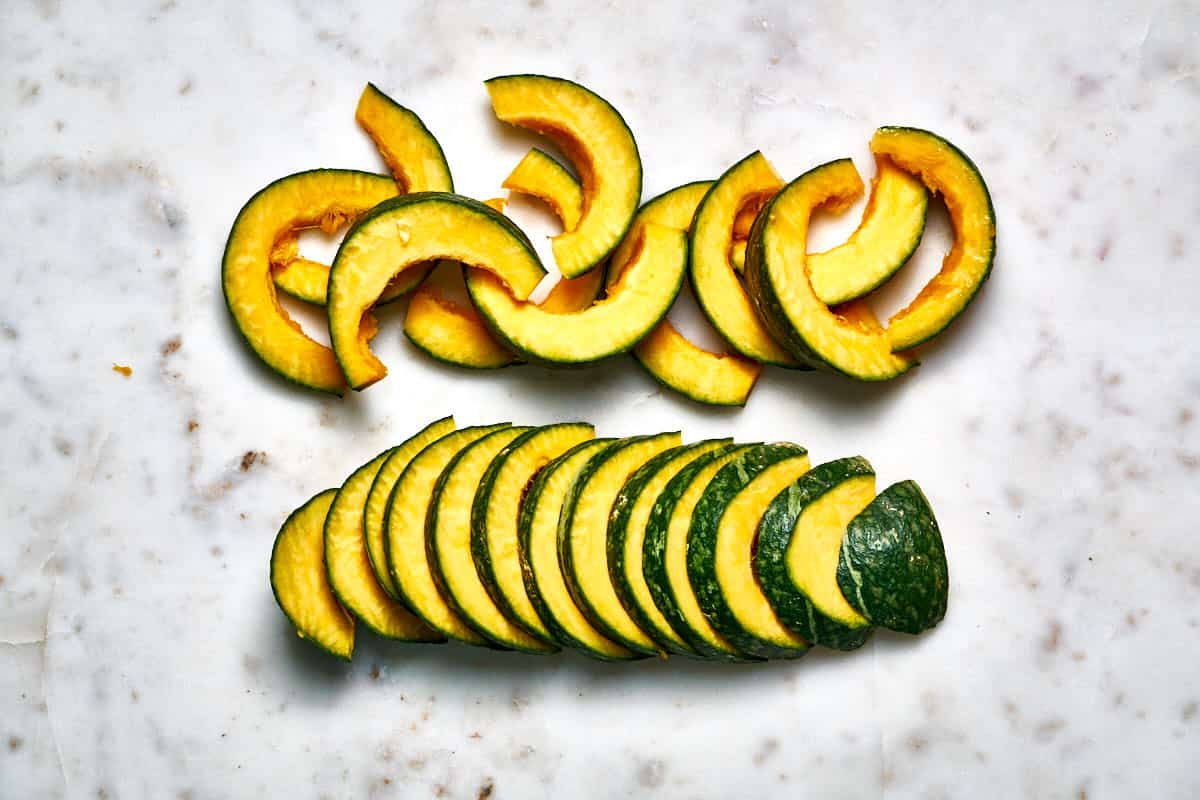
[745,159,917,381]
[486,74,642,278]
[690,152,797,368]
[327,193,546,389]
[503,148,584,230]
[223,169,399,394]
[467,224,686,365]
[870,127,996,351]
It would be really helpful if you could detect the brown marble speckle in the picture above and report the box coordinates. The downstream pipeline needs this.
[476,779,495,798]
[753,737,780,765]
[1034,719,1066,742]
[1181,701,1197,722]
[433,785,448,798]
[240,451,265,471]
[179,79,192,95]
[161,335,181,356]
[906,733,929,753]
[0,323,17,340]
[1179,408,1194,427]
[1042,620,1062,653]
[187,419,199,432]
[369,665,381,681]
[7,735,22,752]
[54,434,73,456]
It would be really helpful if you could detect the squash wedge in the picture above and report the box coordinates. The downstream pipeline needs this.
[870,127,996,350]
[745,159,917,380]
[687,444,812,659]
[486,74,641,278]
[757,457,876,650]
[270,490,354,660]
[503,148,584,230]
[223,169,398,393]
[327,193,546,389]
[690,152,797,368]
[519,439,640,660]
[324,451,445,643]
[472,423,596,645]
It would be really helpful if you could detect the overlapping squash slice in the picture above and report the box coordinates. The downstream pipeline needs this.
[327,193,546,389]
[745,159,917,380]
[486,74,642,278]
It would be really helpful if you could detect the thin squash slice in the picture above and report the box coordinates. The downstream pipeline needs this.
[870,127,996,351]
[519,439,640,660]
[690,152,797,368]
[223,169,398,393]
[270,490,355,660]
[324,451,444,642]
[383,424,510,644]
[429,427,559,653]
[559,433,682,654]
[327,193,546,389]
[503,148,584,229]
[687,444,813,659]
[362,417,456,600]
[486,74,641,278]
[745,159,917,380]
[472,423,596,645]
[608,440,730,656]
[757,457,876,650]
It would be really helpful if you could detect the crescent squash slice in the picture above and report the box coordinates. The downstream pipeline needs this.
[607,440,730,656]
[223,169,398,393]
[686,444,812,659]
[689,152,797,368]
[327,193,546,389]
[486,74,641,278]
[870,127,996,351]
[383,424,511,644]
[362,416,456,601]
[756,457,876,650]
[559,433,682,654]
[270,490,355,660]
[745,159,917,381]
[472,423,596,645]
[429,427,559,653]
[519,439,641,660]
[643,443,757,660]
[324,450,445,643]
[837,480,949,635]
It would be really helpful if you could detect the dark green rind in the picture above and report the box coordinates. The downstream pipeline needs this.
[607,441,730,657]
[837,480,949,635]
[363,81,456,193]
[687,443,812,660]
[222,168,394,396]
[827,181,928,305]
[756,457,876,651]
[629,350,750,407]
[269,489,351,661]
[643,443,758,661]
[558,434,679,654]
[517,439,645,661]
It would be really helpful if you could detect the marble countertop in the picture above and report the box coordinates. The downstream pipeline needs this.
[3,1,1198,797]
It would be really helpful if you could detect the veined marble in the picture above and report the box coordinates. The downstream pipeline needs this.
[2,1,1198,797]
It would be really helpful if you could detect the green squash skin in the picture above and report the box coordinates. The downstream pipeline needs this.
[686,443,812,660]
[517,439,644,661]
[642,443,759,661]
[756,457,876,651]
[558,434,680,654]
[836,480,949,634]
[605,441,730,657]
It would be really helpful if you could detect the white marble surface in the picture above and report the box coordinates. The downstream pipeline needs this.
[3,1,1199,797]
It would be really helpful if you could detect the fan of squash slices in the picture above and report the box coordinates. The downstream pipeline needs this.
[222,75,995,402]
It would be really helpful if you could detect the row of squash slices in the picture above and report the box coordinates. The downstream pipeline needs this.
[272,417,949,661]
[223,76,996,406]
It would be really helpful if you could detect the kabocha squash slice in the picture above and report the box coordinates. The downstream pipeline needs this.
[745,159,917,380]
[607,441,730,656]
[429,427,559,653]
[467,223,686,365]
[643,444,757,660]
[223,169,398,393]
[486,74,642,278]
[870,127,996,350]
[837,480,949,634]
[270,490,355,660]
[472,423,596,645]
[362,417,456,601]
[503,148,584,230]
[327,193,546,389]
[519,439,641,660]
[757,457,876,650]
[383,424,511,644]
[687,444,813,659]
[559,433,682,654]
[690,152,797,368]
[324,451,445,643]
